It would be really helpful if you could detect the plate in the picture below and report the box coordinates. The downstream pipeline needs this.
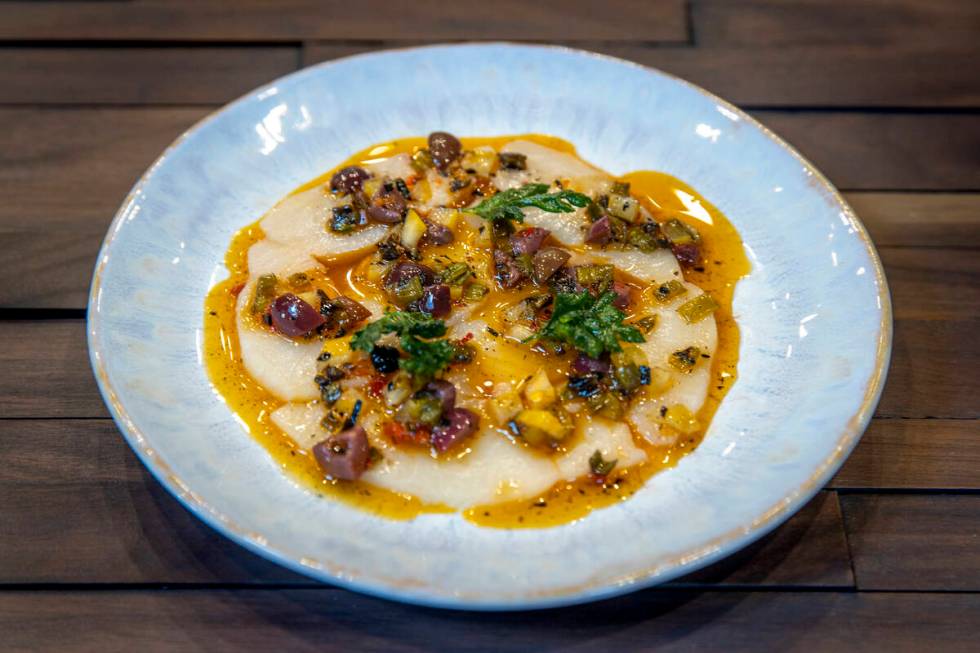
[88,43,891,609]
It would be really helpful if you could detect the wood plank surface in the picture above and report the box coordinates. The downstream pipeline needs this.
[841,494,980,591]
[832,419,980,489]
[693,0,980,49]
[0,0,688,42]
[0,418,853,587]
[843,192,980,247]
[0,590,976,652]
[0,47,300,105]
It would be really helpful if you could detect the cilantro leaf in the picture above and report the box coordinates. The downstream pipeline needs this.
[350,311,452,381]
[469,183,590,223]
[350,311,446,353]
[534,291,645,358]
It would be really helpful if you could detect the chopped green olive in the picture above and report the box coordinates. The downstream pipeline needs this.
[634,315,658,333]
[576,264,614,288]
[677,293,720,324]
[669,346,701,372]
[661,218,700,245]
[654,280,688,303]
[586,391,625,419]
[439,262,473,286]
[390,275,424,306]
[463,283,489,302]
[611,181,631,196]
[251,273,278,313]
[589,449,618,476]
[625,225,660,252]
[411,148,434,172]
[397,394,443,427]
[287,272,312,291]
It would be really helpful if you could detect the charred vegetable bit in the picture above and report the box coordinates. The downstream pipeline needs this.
[633,315,658,333]
[330,204,363,233]
[498,152,527,170]
[369,345,400,373]
[533,291,645,359]
[589,450,618,477]
[662,218,700,245]
[677,293,720,324]
[670,346,702,372]
[470,183,589,224]
[251,273,278,313]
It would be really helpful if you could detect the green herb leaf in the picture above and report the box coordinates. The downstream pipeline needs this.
[589,449,618,476]
[469,183,590,223]
[532,291,645,359]
[350,311,452,382]
[350,311,447,353]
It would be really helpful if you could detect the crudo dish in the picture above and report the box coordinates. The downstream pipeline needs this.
[205,132,748,528]
[88,44,890,609]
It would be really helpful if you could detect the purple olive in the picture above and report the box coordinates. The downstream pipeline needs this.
[611,281,631,310]
[510,227,550,255]
[425,380,457,413]
[420,284,451,318]
[493,249,525,289]
[532,247,571,284]
[366,205,404,224]
[572,353,611,375]
[330,166,371,194]
[428,131,462,170]
[269,293,325,337]
[586,216,612,244]
[431,408,479,452]
[385,261,436,288]
[424,221,455,245]
[312,426,369,481]
[672,243,701,267]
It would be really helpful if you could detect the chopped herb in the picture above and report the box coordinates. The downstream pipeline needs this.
[589,449,618,476]
[533,291,645,359]
[469,183,589,224]
[350,311,451,382]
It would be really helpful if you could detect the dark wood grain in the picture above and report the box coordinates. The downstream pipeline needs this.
[843,192,980,247]
[832,419,980,489]
[880,247,980,320]
[0,47,300,105]
[841,494,980,591]
[1,590,976,652]
[693,0,980,49]
[752,111,980,191]
[0,0,688,42]
[0,419,852,587]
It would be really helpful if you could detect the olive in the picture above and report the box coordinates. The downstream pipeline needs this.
[269,293,325,337]
[428,131,462,170]
[330,166,371,194]
[370,345,401,374]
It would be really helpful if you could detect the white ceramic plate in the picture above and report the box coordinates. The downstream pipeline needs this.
[88,43,891,609]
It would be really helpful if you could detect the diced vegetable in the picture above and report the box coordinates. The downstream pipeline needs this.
[462,283,489,302]
[589,449,618,476]
[660,404,701,434]
[490,385,523,423]
[498,152,527,170]
[575,264,614,289]
[427,207,460,229]
[251,273,278,313]
[411,148,434,173]
[586,216,612,245]
[611,345,649,394]
[654,280,688,303]
[607,193,638,221]
[460,147,499,176]
[532,247,571,283]
[287,272,312,291]
[634,315,658,333]
[625,224,661,252]
[361,178,382,199]
[514,409,569,445]
[439,262,473,286]
[524,369,556,409]
[586,391,625,419]
[662,218,700,245]
[611,181,631,196]
[385,371,413,407]
[390,275,424,306]
[669,346,701,372]
[646,366,674,394]
[677,293,719,324]
[397,394,444,427]
[401,209,427,249]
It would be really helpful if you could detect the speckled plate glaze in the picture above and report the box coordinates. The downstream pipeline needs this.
[88,43,891,610]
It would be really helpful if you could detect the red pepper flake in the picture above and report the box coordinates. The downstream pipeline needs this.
[367,374,388,398]
[384,421,430,446]
[460,331,474,344]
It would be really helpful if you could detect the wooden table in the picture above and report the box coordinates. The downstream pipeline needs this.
[1,1,978,650]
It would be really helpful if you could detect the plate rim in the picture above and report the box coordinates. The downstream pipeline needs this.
[86,41,893,610]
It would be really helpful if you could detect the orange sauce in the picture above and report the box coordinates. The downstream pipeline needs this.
[203,135,749,528]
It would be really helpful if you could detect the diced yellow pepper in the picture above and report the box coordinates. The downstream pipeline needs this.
[427,207,460,229]
[515,409,569,444]
[523,368,556,408]
[401,209,426,249]
[659,404,701,434]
